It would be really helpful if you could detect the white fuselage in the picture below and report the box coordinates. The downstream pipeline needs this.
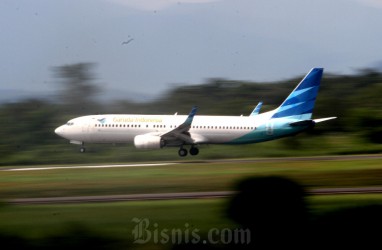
[54,111,292,146]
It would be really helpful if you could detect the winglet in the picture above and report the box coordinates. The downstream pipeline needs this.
[184,106,198,127]
[250,102,263,116]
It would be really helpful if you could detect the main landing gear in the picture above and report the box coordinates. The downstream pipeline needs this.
[178,146,199,157]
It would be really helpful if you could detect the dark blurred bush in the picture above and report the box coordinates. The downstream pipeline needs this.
[227,176,308,248]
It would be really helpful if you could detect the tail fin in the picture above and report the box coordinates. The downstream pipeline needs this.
[271,68,323,119]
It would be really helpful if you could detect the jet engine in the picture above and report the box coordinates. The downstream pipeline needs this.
[134,134,165,149]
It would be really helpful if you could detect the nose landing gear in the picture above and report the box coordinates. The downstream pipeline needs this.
[80,142,86,153]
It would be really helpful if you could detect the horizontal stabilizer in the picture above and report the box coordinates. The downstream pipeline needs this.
[313,117,337,123]
[289,117,337,127]
[289,120,315,127]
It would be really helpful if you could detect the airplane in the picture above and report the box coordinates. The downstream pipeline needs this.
[55,68,336,157]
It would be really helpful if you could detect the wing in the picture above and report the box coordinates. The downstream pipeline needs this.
[161,106,199,145]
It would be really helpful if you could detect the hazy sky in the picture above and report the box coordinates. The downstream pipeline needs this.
[1,0,382,99]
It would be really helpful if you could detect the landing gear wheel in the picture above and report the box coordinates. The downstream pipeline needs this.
[178,148,188,157]
[190,147,199,156]
[80,147,86,153]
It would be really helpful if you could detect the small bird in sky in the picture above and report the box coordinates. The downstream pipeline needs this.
[122,38,134,45]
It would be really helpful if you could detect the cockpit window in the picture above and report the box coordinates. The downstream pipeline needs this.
[66,122,74,126]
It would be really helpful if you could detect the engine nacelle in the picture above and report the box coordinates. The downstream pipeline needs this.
[134,134,164,149]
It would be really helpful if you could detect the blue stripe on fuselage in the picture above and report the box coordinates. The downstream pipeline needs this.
[226,119,310,144]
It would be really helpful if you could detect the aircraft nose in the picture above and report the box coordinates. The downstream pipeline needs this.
[54,125,65,137]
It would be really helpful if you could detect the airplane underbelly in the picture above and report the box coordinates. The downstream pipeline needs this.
[86,130,134,143]
[200,131,248,144]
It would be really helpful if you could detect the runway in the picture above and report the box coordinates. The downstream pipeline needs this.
[2,163,177,171]
[2,154,382,172]
[3,154,382,205]
[199,154,382,164]
[7,187,382,205]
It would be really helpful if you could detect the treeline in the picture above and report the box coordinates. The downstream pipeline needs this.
[0,63,381,164]
[114,67,382,139]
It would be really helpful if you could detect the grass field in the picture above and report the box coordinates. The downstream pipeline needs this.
[1,156,382,249]
[2,133,382,166]
[1,156,382,199]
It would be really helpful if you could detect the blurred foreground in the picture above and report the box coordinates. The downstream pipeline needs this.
[0,175,381,249]
[1,158,382,249]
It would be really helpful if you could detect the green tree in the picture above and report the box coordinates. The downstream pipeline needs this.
[0,100,58,158]
[53,63,101,115]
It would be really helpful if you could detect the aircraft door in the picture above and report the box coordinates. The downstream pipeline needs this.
[266,121,274,135]
[81,123,92,141]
